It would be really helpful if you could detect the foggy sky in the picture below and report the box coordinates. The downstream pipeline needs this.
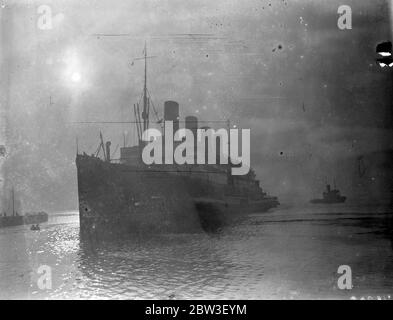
[1,0,392,210]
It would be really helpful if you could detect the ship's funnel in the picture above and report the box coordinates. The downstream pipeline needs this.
[186,116,198,163]
[200,126,211,164]
[164,101,179,133]
[105,141,111,162]
[198,126,223,164]
[185,116,198,134]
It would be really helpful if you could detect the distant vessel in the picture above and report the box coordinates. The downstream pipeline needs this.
[76,44,279,238]
[0,188,48,228]
[310,183,346,204]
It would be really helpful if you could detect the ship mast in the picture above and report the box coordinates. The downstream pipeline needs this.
[142,41,149,133]
[11,187,15,216]
[129,42,159,145]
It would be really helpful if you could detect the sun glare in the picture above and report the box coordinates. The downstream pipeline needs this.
[71,72,81,82]
[62,48,86,88]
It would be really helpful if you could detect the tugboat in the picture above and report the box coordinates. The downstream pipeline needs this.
[310,182,346,204]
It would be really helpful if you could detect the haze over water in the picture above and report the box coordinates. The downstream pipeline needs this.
[1,205,392,300]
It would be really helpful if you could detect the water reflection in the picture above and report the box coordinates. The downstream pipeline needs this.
[1,206,393,299]
[77,234,239,299]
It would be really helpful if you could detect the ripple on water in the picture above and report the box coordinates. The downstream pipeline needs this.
[1,208,393,299]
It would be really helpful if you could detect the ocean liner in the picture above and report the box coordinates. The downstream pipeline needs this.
[76,45,279,238]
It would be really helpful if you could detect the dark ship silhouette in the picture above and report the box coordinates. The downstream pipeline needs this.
[0,188,48,228]
[76,44,279,238]
[310,182,346,204]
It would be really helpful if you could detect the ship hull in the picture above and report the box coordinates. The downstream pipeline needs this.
[195,197,279,232]
[0,213,48,228]
[76,155,203,239]
[310,197,346,204]
[76,154,279,238]
[0,216,24,228]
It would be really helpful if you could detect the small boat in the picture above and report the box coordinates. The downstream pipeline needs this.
[30,224,40,231]
[310,182,346,204]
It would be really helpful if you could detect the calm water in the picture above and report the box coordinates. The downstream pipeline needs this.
[1,205,393,300]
